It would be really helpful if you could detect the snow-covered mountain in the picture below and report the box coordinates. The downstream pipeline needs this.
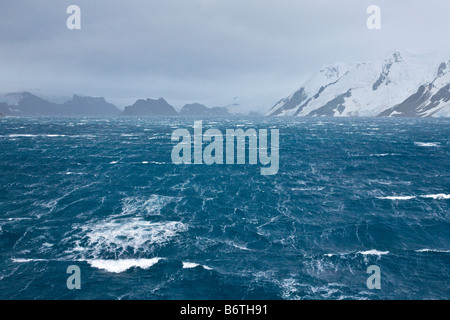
[266,51,450,117]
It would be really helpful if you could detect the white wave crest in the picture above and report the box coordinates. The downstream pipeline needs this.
[414,142,440,147]
[377,193,449,201]
[357,250,389,256]
[12,257,166,273]
[87,258,162,273]
[0,134,96,138]
[182,262,212,270]
[78,218,187,257]
[369,153,401,157]
[377,196,416,200]
[415,249,450,253]
[12,258,48,263]
[420,194,450,200]
[324,250,389,257]
[1,134,67,138]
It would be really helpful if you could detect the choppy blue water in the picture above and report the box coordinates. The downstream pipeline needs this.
[0,116,449,300]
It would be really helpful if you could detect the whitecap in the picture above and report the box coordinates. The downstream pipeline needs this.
[182,262,212,270]
[291,187,325,191]
[182,262,199,269]
[420,194,450,200]
[0,134,92,138]
[369,153,401,157]
[78,218,187,257]
[415,249,450,253]
[2,134,37,138]
[357,250,389,256]
[0,217,32,221]
[376,196,416,200]
[12,258,48,263]
[87,258,162,273]
[377,194,450,200]
[414,142,440,147]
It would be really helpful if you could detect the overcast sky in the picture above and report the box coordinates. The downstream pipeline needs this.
[1,0,450,112]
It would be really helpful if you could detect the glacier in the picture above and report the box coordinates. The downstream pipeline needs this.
[267,51,450,117]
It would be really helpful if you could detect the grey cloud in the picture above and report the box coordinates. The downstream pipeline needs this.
[1,0,449,111]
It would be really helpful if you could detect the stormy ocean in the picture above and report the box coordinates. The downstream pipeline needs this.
[0,116,448,300]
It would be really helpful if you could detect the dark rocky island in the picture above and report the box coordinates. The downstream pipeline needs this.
[179,103,232,116]
[0,92,120,116]
[121,98,178,116]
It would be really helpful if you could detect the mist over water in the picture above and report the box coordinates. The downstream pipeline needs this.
[0,116,449,299]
